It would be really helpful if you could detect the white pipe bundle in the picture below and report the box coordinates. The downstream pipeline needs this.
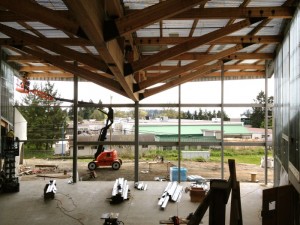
[158,182,183,209]
[46,180,57,193]
[135,182,148,190]
[111,178,129,203]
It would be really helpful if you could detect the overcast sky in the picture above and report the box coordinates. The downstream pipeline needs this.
[15,77,274,118]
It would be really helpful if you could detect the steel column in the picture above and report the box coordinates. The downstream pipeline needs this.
[72,73,78,183]
[221,61,225,179]
[264,68,268,185]
[178,85,181,182]
[134,101,139,182]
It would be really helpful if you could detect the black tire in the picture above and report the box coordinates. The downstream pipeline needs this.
[112,161,121,170]
[88,162,97,171]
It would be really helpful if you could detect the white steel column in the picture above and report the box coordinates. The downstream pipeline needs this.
[221,61,225,179]
[264,69,268,185]
[178,85,181,182]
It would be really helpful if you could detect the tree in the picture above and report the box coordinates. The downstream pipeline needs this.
[160,107,178,119]
[185,110,192,119]
[250,91,273,128]
[216,110,230,121]
[16,82,67,150]
[78,99,100,120]
[198,109,204,119]
[193,110,198,120]
[67,99,103,121]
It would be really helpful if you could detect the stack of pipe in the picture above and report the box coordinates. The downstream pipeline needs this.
[110,178,129,204]
[44,179,57,200]
[134,182,147,190]
[46,180,57,194]
[158,182,183,209]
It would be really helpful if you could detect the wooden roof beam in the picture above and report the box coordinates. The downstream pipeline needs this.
[5,55,41,63]
[167,52,274,60]
[205,71,265,77]
[134,35,282,46]
[26,72,73,79]
[63,0,138,101]
[0,38,91,46]
[146,64,265,71]
[135,44,243,92]
[140,62,222,99]
[20,65,63,72]
[15,46,127,97]
[131,18,263,73]
[0,0,86,38]
[105,0,208,41]
[127,6,295,19]
[0,24,111,74]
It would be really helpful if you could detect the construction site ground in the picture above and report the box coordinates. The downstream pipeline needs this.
[19,158,274,183]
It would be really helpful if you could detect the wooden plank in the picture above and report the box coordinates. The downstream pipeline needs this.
[35,164,58,169]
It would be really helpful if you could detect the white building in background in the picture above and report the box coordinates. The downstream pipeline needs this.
[14,108,27,173]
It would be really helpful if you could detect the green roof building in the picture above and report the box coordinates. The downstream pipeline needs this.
[138,123,252,142]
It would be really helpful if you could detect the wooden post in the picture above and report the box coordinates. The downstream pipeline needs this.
[209,179,229,225]
[229,159,243,225]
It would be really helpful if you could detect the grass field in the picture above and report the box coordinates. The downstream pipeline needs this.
[24,147,272,165]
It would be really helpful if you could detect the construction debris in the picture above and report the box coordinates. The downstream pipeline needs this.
[89,170,97,179]
[19,164,61,177]
[158,182,183,210]
[109,177,130,204]
[35,164,58,170]
[36,174,70,179]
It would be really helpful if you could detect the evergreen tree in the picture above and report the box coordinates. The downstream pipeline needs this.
[198,109,204,120]
[16,82,67,150]
[193,110,198,120]
[250,91,273,128]
[216,110,230,121]
[186,110,192,119]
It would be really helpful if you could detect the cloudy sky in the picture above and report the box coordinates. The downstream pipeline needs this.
[15,77,274,118]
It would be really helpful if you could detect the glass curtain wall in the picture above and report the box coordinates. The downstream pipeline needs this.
[274,8,300,188]
[1,59,15,124]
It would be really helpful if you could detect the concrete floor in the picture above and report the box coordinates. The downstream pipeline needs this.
[0,178,272,225]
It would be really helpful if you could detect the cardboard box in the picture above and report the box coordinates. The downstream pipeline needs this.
[190,187,206,202]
